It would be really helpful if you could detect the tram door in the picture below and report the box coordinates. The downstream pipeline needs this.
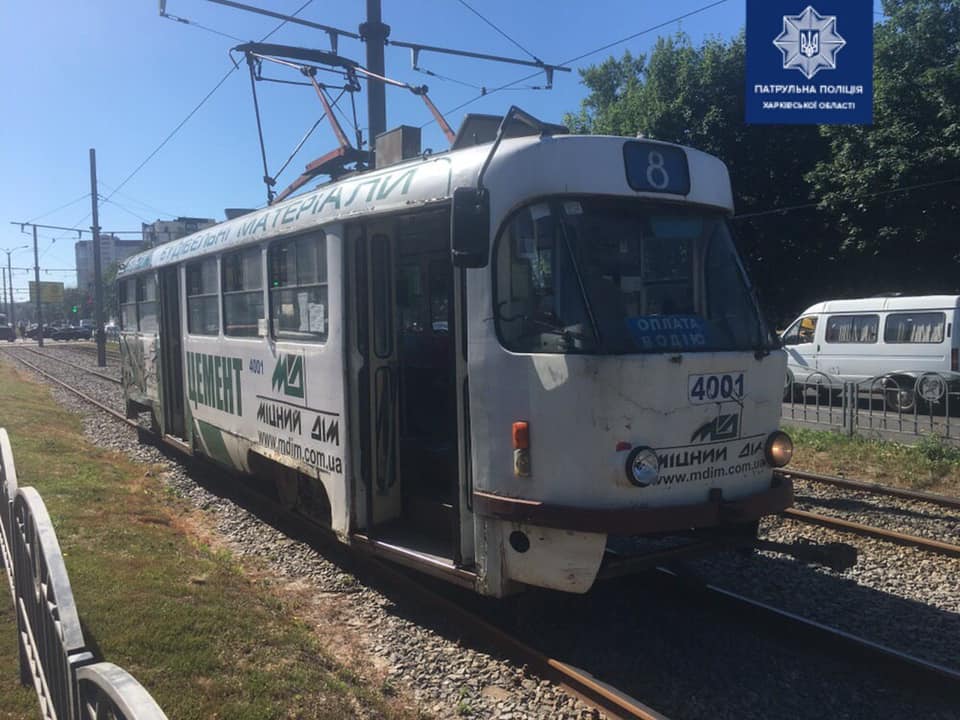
[357,210,460,558]
[158,266,186,440]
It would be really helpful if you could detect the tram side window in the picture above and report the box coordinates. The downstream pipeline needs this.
[268,233,328,342]
[120,278,137,330]
[186,258,219,335]
[222,247,263,337]
[137,275,159,333]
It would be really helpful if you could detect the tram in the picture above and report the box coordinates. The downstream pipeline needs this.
[117,107,794,596]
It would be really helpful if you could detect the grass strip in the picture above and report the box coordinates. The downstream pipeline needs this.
[0,362,417,719]
[787,425,960,496]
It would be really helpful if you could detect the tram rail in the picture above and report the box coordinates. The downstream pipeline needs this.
[0,348,136,428]
[652,567,960,689]
[781,507,960,558]
[17,345,122,385]
[5,346,959,715]
[775,467,960,510]
[772,467,960,557]
[0,345,670,720]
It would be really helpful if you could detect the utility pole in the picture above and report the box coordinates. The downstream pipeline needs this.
[1,266,7,318]
[4,245,30,330]
[89,148,106,367]
[6,256,13,327]
[33,225,42,348]
[361,0,389,146]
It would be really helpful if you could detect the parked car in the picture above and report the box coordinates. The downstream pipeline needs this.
[51,325,93,341]
[26,324,55,340]
[0,325,15,342]
[781,295,960,411]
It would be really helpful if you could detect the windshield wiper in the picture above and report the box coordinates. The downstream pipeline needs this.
[555,203,602,347]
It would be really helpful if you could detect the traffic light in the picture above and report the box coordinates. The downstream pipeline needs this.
[71,305,78,313]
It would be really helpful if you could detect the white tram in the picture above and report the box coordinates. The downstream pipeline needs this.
[117,108,794,597]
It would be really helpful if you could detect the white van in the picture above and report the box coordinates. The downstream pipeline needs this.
[781,295,960,411]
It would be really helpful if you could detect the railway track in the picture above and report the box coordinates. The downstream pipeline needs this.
[4,347,960,714]
[775,467,960,510]
[0,348,134,426]
[781,506,960,558]
[0,346,667,720]
[40,340,121,361]
[773,468,960,558]
[16,346,122,385]
[651,567,960,687]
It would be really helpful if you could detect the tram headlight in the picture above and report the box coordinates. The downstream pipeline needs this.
[625,446,659,487]
[764,431,794,468]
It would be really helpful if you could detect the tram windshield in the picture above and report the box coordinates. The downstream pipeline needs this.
[494,197,776,355]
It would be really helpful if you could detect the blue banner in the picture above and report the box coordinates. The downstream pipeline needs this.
[625,315,710,351]
[746,0,873,125]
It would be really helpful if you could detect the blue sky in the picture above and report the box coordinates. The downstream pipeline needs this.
[0,1,882,296]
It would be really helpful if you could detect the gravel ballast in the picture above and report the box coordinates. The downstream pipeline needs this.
[3,347,959,720]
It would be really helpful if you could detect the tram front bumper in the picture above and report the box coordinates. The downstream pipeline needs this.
[472,476,793,536]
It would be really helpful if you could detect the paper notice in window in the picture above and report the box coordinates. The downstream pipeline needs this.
[308,303,325,333]
[297,292,309,331]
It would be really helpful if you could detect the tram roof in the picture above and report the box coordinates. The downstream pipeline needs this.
[117,134,732,278]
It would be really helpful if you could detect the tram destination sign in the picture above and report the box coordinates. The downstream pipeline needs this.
[623,141,690,195]
[745,0,873,125]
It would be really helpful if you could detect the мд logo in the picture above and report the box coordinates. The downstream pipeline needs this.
[272,354,304,399]
[690,413,740,444]
[773,6,847,79]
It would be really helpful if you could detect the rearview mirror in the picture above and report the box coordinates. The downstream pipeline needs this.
[451,187,490,268]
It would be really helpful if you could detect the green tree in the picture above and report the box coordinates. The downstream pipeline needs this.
[61,287,84,324]
[806,0,960,295]
[102,262,119,322]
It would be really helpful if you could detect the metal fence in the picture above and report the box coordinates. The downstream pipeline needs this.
[0,429,17,604]
[0,428,168,720]
[782,371,960,443]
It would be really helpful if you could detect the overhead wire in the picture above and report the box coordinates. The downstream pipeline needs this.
[103,0,316,204]
[103,65,239,203]
[100,197,152,224]
[271,88,349,181]
[96,181,178,220]
[25,193,92,224]
[412,66,487,92]
[424,0,733,127]
[261,0,315,42]
[455,0,542,63]
[733,177,960,220]
[160,11,245,42]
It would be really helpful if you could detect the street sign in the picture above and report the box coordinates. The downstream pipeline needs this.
[29,281,65,304]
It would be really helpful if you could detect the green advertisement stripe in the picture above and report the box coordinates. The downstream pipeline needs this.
[197,420,233,468]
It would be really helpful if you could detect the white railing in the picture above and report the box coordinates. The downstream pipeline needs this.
[0,428,168,720]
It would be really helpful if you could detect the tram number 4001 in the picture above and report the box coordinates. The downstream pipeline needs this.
[688,372,745,405]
